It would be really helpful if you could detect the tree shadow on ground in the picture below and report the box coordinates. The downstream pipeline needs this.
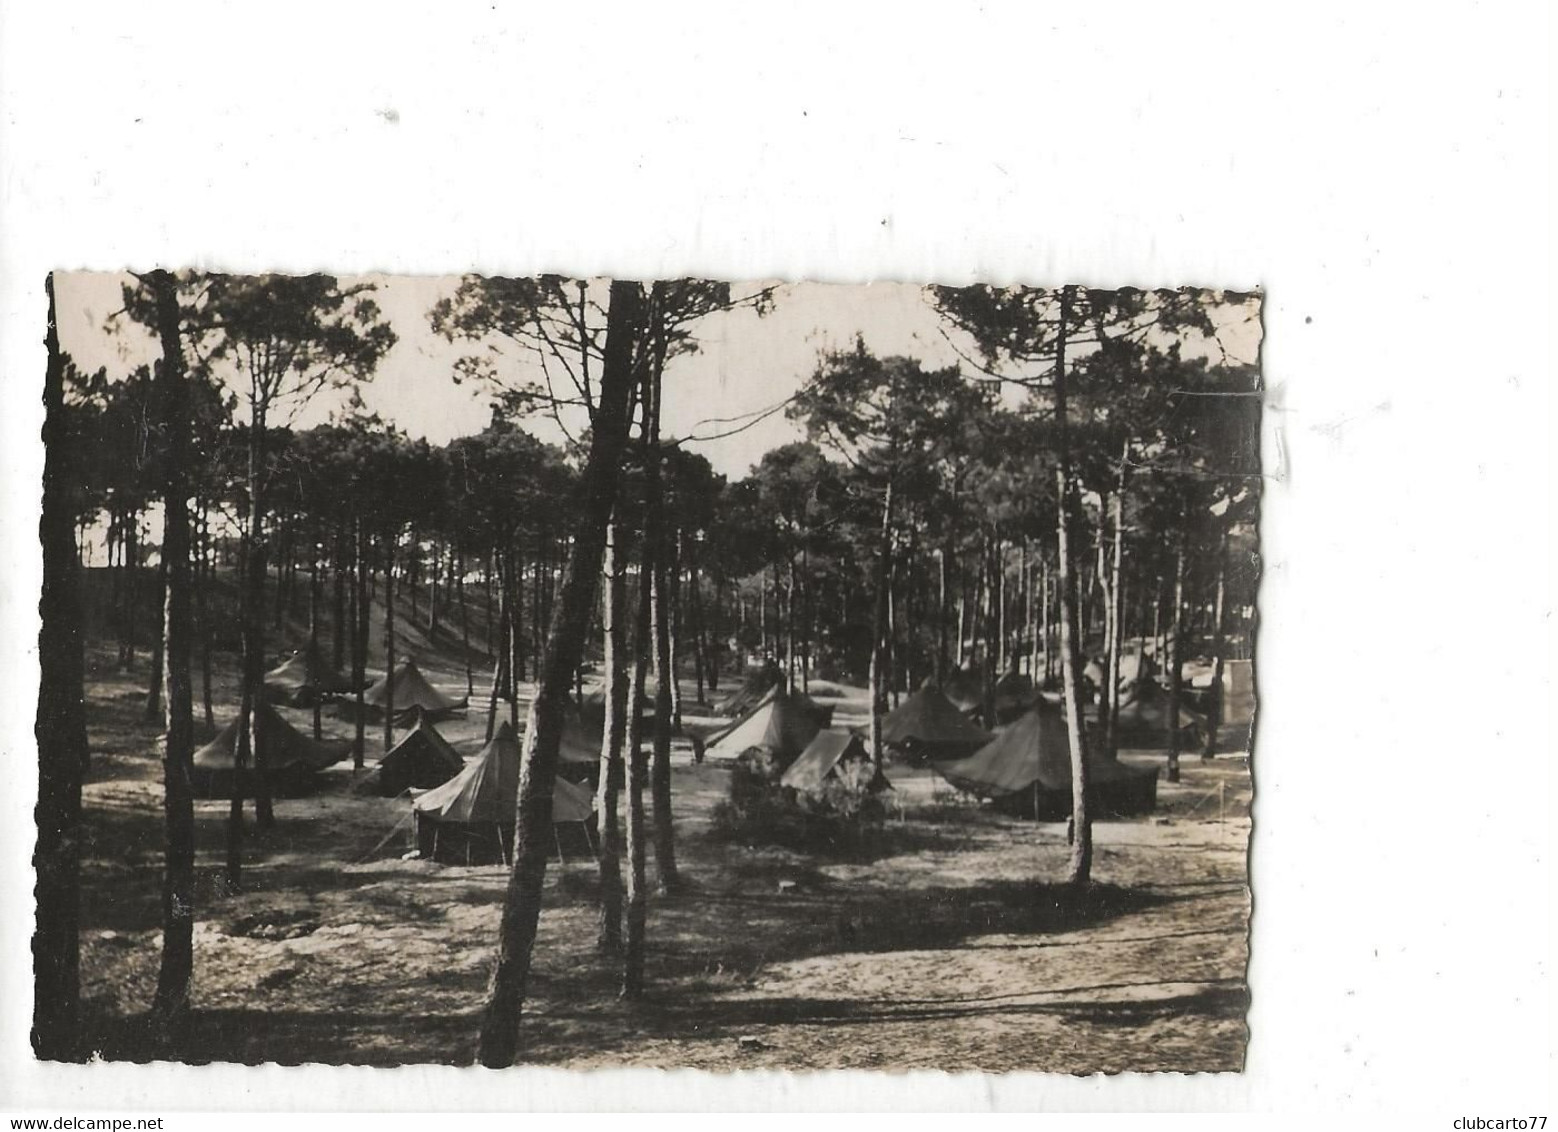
[79,1004,486,1066]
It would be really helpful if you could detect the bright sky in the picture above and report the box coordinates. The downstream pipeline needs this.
[54,274,1260,482]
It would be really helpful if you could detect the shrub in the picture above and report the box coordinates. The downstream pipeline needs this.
[709,747,885,856]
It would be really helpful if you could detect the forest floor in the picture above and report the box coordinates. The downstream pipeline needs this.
[74,640,1253,1074]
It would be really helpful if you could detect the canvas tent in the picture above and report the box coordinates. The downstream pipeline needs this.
[702,689,822,766]
[1114,679,1205,746]
[357,710,463,797]
[881,687,993,761]
[715,662,783,717]
[935,669,983,715]
[263,644,357,706]
[191,703,350,798]
[410,721,595,865]
[577,686,654,731]
[934,699,1158,819]
[780,729,887,794]
[264,646,355,706]
[1188,658,1255,729]
[360,659,468,721]
[550,709,607,785]
[993,670,1037,724]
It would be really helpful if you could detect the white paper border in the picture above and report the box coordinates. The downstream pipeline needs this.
[2,0,1549,1115]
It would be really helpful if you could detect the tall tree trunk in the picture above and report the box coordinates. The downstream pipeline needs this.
[1052,286,1092,890]
[1023,544,1034,675]
[1103,452,1128,759]
[800,544,812,695]
[332,525,348,673]
[144,554,168,721]
[508,537,522,733]
[310,528,323,739]
[785,549,798,693]
[668,531,684,729]
[1151,584,1163,681]
[1166,537,1187,782]
[689,553,707,705]
[476,279,644,1067]
[644,307,679,895]
[146,270,196,1030]
[459,549,474,697]
[243,403,274,833]
[35,274,88,1061]
[428,540,442,636]
[125,513,139,669]
[887,552,900,707]
[981,533,998,726]
[867,481,893,773]
[1203,525,1230,758]
[227,533,250,888]
[622,531,653,999]
[936,545,950,684]
[1041,555,1053,684]
[198,502,214,731]
[383,530,396,751]
[759,574,768,660]
[352,522,369,768]
[595,517,627,952]
[408,531,420,626]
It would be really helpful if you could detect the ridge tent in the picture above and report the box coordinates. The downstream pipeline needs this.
[191,703,350,798]
[781,729,888,794]
[881,687,993,762]
[702,688,821,767]
[934,699,1158,820]
[360,659,468,721]
[410,721,596,865]
[263,644,357,706]
[1115,679,1205,747]
[357,710,464,797]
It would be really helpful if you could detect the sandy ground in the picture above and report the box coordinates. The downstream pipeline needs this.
[74,646,1252,1073]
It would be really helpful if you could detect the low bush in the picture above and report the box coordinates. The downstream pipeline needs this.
[710,747,886,857]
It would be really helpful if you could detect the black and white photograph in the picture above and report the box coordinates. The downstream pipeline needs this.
[35,274,1259,1072]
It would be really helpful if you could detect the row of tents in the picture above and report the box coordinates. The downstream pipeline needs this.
[697,680,1160,820]
[190,655,471,799]
[264,649,469,719]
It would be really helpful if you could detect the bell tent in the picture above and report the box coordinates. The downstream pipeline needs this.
[191,703,350,798]
[357,710,464,797]
[361,659,468,721]
[881,687,992,761]
[410,721,595,865]
[934,699,1158,819]
[263,644,357,706]
[702,688,821,766]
